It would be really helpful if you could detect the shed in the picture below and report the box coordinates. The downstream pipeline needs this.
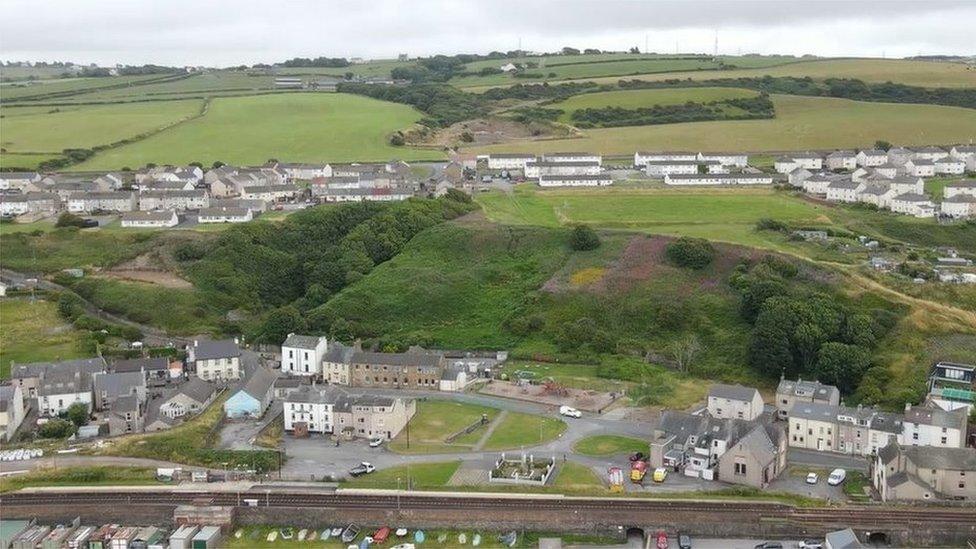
[190,526,221,549]
[167,525,198,549]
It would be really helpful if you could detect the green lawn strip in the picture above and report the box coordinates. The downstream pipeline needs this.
[480,412,566,451]
[0,466,159,493]
[0,298,89,378]
[344,460,461,490]
[572,435,648,457]
[388,400,500,454]
[552,462,606,491]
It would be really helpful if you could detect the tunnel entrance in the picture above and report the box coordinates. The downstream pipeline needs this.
[625,527,645,543]
[866,531,890,546]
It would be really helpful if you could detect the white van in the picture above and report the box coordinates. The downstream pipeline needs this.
[559,405,582,418]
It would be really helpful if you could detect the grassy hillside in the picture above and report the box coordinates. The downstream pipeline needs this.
[463,58,976,91]
[0,152,62,169]
[472,94,976,154]
[551,86,759,123]
[0,100,202,153]
[0,74,170,101]
[74,93,444,169]
[0,299,89,377]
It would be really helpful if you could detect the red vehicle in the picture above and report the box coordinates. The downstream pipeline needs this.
[630,459,648,484]
[372,526,391,544]
[655,530,668,549]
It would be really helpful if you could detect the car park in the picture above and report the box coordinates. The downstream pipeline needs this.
[827,468,846,486]
[805,472,819,484]
[558,405,582,418]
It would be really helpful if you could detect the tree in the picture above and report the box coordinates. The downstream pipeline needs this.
[569,224,601,251]
[665,237,715,269]
[629,46,640,54]
[874,140,892,151]
[258,306,306,344]
[212,160,225,169]
[561,47,581,55]
[667,334,703,373]
[815,342,871,392]
[459,131,474,143]
[66,402,89,427]
[38,418,76,439]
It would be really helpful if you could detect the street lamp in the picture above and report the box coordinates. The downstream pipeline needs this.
[396,477,401,514]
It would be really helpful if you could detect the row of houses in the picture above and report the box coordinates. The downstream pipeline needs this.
[283,384,415,440]
[801,170,976,218]
[776,145,976,174]
[481,153,614,188]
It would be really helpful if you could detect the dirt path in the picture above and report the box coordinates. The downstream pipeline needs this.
[472,410,508,451]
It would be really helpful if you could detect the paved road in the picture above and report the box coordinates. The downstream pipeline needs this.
[787,448,870,473]
[0,455,219,474]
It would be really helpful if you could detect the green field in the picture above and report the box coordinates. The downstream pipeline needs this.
[474,94,976,154]
[465,58,976,90]
[50,71,277,103]
[388,400,500,454]
[0,467,158,493]
[572,435,648,457]
[0,152,62,169]
[344,460,460,489]
[0,74,170,101]
[480,412,566,451]
[0,100,202,153]
[551,86,759,123]
[0,299,88,378]
[452,56,723,88]
[74,93,443,169]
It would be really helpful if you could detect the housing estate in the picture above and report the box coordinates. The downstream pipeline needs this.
[67,191,137,213]
[137,190,210,211]
[524,160,602,179]
[644,160,727,177]
[485,153,537,171]
[537,174,613,187]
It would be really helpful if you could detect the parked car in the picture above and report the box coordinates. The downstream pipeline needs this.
[798,540,824,549]
[559,405,582,418]
[827,468,847,486]
[805,472,819,484]
[678,533,692,548]
[655,531,668,549]
[369,437,384,448]
[753,543,783,549]
[349,462,375,477]
[653,467,668,483]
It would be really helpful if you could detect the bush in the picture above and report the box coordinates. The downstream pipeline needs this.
[66,402,89,427]
[756,218,789,232]
[38,418,77,439]
[665,237,715,269]
[55,212,89,228]
[569,225,601,251]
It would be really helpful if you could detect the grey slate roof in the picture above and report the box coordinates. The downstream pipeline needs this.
[826,150,856,158]
[776,378,840,403]
[828,180,861,190]
[903,404,967,430]
[240,367,277,400]
[93,371,145,399]
[708,383,759,402]
[199,206,249,217]
[824,528,864,549]
[38,368,92,396]
[171,377,217,404]
[12,357,106,380]
[892,192,931,203]
[121,210,176,222]
[946,180,976,189]
[943,194,976,203]
[192,339,240,361]
[877,440,900,464]
[0,385,17,412]
[902,445,976,470]
[282,334,324,350]
[112,394,140,414]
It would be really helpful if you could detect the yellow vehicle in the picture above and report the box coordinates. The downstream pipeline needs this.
[652,467,668,483]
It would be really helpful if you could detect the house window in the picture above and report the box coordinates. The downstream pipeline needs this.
[734,462,747,476]
[913,433,919,440]
[941,437,947,445]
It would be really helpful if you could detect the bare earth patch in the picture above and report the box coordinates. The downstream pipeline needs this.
[479,380,617,412]
[428,117,576,148]
[100,270,193,289]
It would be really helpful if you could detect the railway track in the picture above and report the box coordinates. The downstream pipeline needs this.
[3,490,974,526]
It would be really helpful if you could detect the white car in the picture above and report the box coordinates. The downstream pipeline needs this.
[559,405,582,418]
[368,437,384,448]
[798,540,824,549]
[827,468,847,486]
[805,472,819,485]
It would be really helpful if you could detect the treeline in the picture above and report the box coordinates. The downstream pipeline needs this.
[569,94,775,128]
[619,76,976,109]
[278,57,350,68]
[338,82,490,127]
[484,81,607,101]
[730,257,901,396]
[176,194,476,343]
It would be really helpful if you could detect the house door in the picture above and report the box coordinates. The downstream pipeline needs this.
[817,438,825,451]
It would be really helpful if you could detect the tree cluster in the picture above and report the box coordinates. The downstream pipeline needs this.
[279,57,350,68]
[665,237,715,269]
[570,95,774,128]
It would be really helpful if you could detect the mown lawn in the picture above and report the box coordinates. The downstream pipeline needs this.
[552,462,606,492]
[481,412,566,451]
[471,94,976,154]
[0,466,159,493]
[344,460,460,489]
[388,400,500,454]
[0,299,88,378]
[572,435,648,457]
[76,93,444,170]
[0,100,202,153]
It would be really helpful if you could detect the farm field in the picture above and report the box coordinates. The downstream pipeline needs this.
[58,71,276,102]
[472,94,976,154]
[0,74,170,101]
[452,57,724,88]
[0,299,89,378]
[463,58,976,90]
[74,93,444,169]
[0,152,62,169]
[550,86,759,123]
[0,100,202,153]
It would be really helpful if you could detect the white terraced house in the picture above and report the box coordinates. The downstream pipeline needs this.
[941,194,976,218]
[904,158,936,177]
[944,180,976,199]
[900,404,968,448]
[120,210,179,228]
[138,190,210,211]
[950,146,976,170]
[541,152,602,165]
[197,206,253,223]
[825,151,857,171]
[664,173,774,186]
[67,191,137,213]
[633,151,698,167]
[775,153,822,173]
[935,157,966,175]
[644,160,727,178]
[825,180,865,203]
[240,184,301,202]
[856,150,889,167]
[887,147,915,166]
[0,192,58,216]
[537,174,613,187]
[524,160,601,179]
[275,162,332,180]
[698,152,748,167]
[486,153,536,171]
[912,146,949,162]
[890,193,936,217]
[801,175,834,195]
[874,163,901,179]
[281,334,329,376]
[0,171,41,191]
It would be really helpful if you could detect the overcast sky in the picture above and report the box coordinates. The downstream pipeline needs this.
[1,0,974,67]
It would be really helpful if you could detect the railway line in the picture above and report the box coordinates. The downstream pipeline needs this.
[3,490,975,526]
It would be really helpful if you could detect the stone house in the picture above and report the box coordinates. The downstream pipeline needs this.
[188,338,242,382]
[707,384,764,421]
[874,442,976,501]
[774,377,840,420]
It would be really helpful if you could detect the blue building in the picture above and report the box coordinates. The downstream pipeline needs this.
[223,367,276,419]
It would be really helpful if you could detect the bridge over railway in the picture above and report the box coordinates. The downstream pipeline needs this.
[2,488,975,546]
